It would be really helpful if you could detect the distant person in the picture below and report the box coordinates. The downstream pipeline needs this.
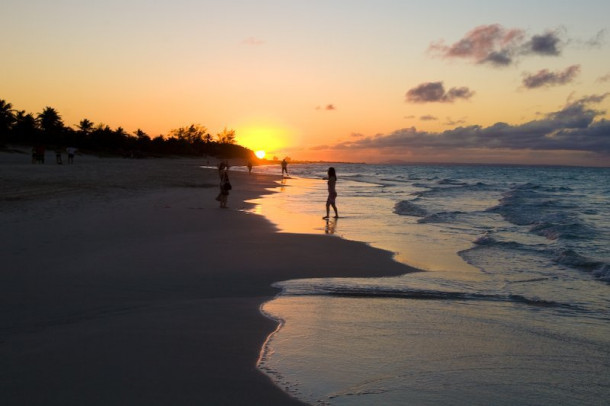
[217,168,231,208]
[66,146,77,164]
[247,160,253,174]
[323,167,339,219]
[281,158,288,176]
[218,160,229,178]
[55,147,63,165]
[32,145,45,164]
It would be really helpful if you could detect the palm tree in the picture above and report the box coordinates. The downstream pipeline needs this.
[13,111,38,143]
[133,129,151,153]
[169,124,208,143]
[216,127,236,144]
[78,119,94,135]
[37,107,65,143]
[37,107,63,131]
[114,127,128,137]
[134,129,149,140]
[0,100,16,145]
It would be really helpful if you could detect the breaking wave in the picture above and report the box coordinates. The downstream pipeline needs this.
[393,200,427,217]
[553,249,610,282]
[418,211,464,224]
[272,281,583,311]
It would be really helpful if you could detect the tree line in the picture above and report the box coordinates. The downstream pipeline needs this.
[0,99,257,160]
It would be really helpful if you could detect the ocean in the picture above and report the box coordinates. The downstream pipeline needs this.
[244,163,610,405]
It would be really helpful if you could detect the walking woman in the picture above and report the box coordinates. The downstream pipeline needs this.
[323,167,339,219]
[218,168,231,208]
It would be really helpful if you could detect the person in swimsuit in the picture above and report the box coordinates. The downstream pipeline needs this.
[324,167,338,219]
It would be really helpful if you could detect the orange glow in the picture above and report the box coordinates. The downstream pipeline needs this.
[236,124,290,156]
[255,150,266,159]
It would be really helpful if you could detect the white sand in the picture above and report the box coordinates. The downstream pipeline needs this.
[0,149,412,405]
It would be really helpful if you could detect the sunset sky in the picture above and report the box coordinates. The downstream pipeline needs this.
[2,0,609,165]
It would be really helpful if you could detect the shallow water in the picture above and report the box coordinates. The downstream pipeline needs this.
[260,296,609,405]
[248,163,610,405]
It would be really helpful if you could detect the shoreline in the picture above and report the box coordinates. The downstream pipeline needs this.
[1,151,415,405]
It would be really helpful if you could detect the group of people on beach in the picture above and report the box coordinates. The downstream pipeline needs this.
[32,145,77,164]
[215,159,338,219]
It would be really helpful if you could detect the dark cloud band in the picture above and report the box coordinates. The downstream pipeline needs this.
[406,82,474,103]
[322,94,610,154]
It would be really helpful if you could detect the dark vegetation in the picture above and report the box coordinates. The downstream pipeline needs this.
[0,99,258,161]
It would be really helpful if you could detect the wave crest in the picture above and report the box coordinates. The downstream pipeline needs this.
[554,249,610,282]
[394,200,427,217]
[418,211,464,224]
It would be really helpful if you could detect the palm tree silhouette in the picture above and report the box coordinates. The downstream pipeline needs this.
[0,100,17,146]
[216,127,236,144]
[14,111,38,143]
[78,118,94,135]
[37,107,65,143]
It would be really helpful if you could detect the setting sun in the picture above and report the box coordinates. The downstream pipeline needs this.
[255,150,266,159]
[235,123,293,158]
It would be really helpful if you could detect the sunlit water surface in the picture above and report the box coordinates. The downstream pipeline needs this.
[245,163,610,405]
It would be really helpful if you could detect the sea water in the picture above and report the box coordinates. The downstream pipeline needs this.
[245,163,610,405]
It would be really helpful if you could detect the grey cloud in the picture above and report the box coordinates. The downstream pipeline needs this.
[568,93,609,105]
[322,94,610,154]
[525,30,563,56]
[406,82,474,103]
[430,24,570,67]
[522,65,580,89]
[482,50,513,66]
[420,115,438,121]
[446,87,475,100]
[429,24,524,67]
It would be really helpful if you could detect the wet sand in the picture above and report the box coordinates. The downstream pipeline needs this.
[0,149,413,405]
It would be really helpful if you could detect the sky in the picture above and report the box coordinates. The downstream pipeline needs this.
[2,0,610,166]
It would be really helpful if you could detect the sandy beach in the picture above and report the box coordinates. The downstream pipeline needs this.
[0,149,412,405]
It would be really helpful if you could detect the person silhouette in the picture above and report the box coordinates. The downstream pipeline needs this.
[281,158,288,176]
[66,146,77,164]
[323,167,339,219]
[218,160,228,176]
[217,168,231,208]
[55,147,63,164]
